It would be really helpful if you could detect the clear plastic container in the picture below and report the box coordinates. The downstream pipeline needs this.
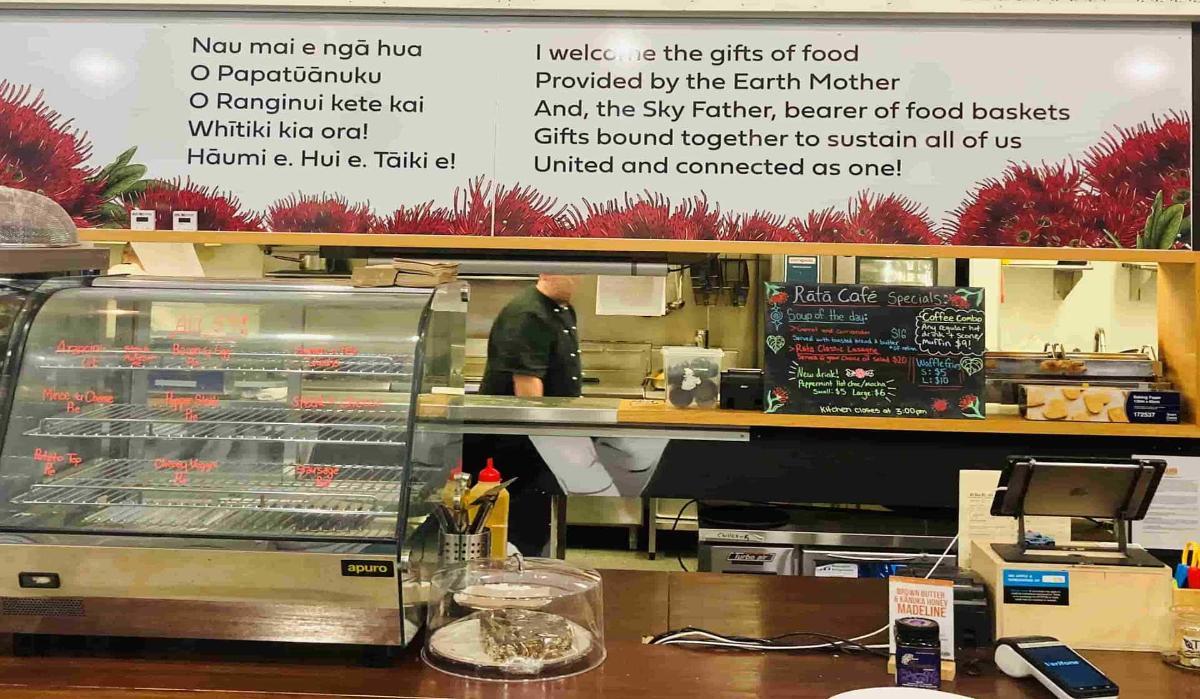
[424,556,605,681]
[662,346,724,409]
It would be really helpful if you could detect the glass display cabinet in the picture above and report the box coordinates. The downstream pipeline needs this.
[0,277,466,650]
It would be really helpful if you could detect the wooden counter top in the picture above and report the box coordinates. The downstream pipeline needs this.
[0,571,1194,698]
[617,400,1200,438]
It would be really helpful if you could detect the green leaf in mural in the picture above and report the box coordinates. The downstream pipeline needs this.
[1138,191,1165,249]
[120,179,151,198]
[1155,203,1185,249]
[102,167,148,199]
[98,202,126,222]
[104,164,146,186]
[88,146,139,184]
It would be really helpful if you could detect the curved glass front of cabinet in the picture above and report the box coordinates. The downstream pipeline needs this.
[0,280,456,544]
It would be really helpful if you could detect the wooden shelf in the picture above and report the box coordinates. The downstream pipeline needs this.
[617,400,1200,438]
[77,229,1198,263]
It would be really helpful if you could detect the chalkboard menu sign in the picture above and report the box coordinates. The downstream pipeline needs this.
[763,283,986,419]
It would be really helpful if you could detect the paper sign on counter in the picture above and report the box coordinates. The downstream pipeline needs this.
[958,470,1072,568]
[888,576,955,661]
[1132,454,1200,551]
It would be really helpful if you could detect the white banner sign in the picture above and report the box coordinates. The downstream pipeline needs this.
[0,14,1190,248]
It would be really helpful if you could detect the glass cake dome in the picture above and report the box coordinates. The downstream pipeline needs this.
[0,186,79,247]
[423,556,605,681]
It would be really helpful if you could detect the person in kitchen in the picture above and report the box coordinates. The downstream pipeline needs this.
[468,274,664,556]
[479,273,583,400]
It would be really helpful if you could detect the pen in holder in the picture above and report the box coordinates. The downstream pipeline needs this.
[439,530,491,564]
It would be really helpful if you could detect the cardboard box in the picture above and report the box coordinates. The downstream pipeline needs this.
[1021,384,1181,424]
[971,541,1173,651]
[351,264,456,288]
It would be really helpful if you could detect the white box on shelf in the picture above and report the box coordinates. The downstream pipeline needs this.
[129,209,155,230]
[172,211,198,231]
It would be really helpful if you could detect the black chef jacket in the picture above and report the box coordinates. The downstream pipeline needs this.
[480,286,582,397]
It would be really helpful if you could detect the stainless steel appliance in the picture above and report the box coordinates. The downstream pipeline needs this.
[985,349,1165,405]
[0,277,467,648]
[802,549,956,578]
[703,545,799,575]
[698,505,955,578]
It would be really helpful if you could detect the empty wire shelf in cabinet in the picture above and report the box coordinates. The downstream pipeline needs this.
[11,486,399,538]
[29,458,406,497]
[26,404,410,445]
[37,348,415,378]
[78,504,397,539]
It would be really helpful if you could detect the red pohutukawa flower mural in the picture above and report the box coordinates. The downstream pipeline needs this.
[1085,112,1191,210]
[0,81,104,223]
[1079,187,1146,248]
[570,196,670,238]
[373,202,456,235]
[267,193,374,233]
[722,211,794,242]
[570,193,724,240]
[844,192,941,245]
[950,163,1094,247]
[494,182,568,237]
[788,207,849,243]
[448,177,568,236]
[0,78,1188,249]
[130,179,263,232]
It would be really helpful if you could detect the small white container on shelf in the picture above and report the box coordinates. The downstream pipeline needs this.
[423,557,605,681]
[661,346,724,409]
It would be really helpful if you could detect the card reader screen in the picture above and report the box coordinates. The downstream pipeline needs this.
[1024,645,1111,690]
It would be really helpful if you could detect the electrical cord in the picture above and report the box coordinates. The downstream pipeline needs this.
[646,628,889,657]
[671,498,698,572]
[647,533,960,655]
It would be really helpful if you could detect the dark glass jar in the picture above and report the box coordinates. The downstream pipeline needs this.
[895,616,941,689]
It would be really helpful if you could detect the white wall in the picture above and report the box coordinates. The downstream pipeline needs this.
[970,259,1158,353]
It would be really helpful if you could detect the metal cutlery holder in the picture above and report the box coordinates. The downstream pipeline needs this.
[440,530,491,564]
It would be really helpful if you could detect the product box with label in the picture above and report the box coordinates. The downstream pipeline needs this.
[1020,385,1181,424]
[971,542,1172,651]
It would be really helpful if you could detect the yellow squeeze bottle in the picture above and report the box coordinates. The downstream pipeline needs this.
[466,458,509,559]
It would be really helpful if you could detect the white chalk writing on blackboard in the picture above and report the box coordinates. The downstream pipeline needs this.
[763,282,986,420]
